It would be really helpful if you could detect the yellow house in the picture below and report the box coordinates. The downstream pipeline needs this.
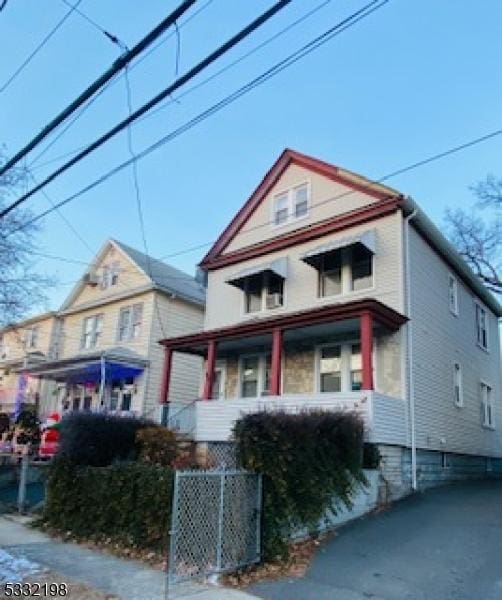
[2,239,205,422]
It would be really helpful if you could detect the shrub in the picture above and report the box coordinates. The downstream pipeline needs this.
[136,427,179,466]
[363,443,381,469]
[44,457,173,552]
[58,412,152,466]
[234,410,365,559]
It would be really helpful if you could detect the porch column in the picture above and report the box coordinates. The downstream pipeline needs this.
[159,347,173,404]
[270,327,283,396]
[202,339,217,400]
[360,311,374,390]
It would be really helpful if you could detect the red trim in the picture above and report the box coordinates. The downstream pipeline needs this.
[159,347,173,404]
[360,311,374,391]
[160,299,407,352]
[270,328,283,396]
[202,339,217,400]
[202,197,402,270]
[201,149,400,266]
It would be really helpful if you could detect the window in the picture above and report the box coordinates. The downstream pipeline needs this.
[273,193,289,225]
[244,272,284,313]
[453,362,463,407]
[351,245,373,291]
[25,326,38,349]
[448,274,458,315]
[0,335,6,359]
[480,382,494,428]
[83,395,92,411]
[81,314,103,349]
[350,344,362,391]
[476,305,488,350]
[319,250,342,297]
[211,362,226,399]
[272,182,310,226]
[317,244,373,298]
[101,261,120,289]
[294,184,308,218]
[319,346,342,392]
[441,452,449,469]
[118,304,143,341]
[241,356,259,398]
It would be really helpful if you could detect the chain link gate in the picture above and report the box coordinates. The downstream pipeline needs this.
[167,470,262,596]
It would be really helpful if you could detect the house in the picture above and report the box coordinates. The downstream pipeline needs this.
[0,239,205,422]
[159,149,502,496]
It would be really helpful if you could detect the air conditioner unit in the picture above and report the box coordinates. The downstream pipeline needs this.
[266,293,283,309]
[83,272,99,286]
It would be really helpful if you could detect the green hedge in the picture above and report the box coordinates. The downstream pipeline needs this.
[44,458,173,552]
[234,410,365,559]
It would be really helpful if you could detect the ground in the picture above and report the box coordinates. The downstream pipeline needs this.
[250,480,502,600]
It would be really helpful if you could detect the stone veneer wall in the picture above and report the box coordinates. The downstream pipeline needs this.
[283,344,315,394]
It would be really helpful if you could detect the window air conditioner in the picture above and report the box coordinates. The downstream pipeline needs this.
[83,272,100,286]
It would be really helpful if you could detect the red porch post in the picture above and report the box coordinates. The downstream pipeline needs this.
[202,339,217,400]
[270,327,283,396]
[360,311,374,390]
[159,347,173,404]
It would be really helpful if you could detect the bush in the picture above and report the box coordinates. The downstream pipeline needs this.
[234,410,365,559]
[58,412,152,466]
[44,457,173,552]
[363,443,381,469]
[136,427,179,466]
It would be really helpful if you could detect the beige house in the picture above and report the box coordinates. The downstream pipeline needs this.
[1,239,205,422]
[160,149,502,496]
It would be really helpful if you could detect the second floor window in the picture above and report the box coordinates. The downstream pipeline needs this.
[117,304,143,342]
[244,272,284,313]
[25,326,38,349]
[318,245,373,297]
[448,274,458,315]
[480,382,494,428]
[476,305,488,350]
[81,314,103,349]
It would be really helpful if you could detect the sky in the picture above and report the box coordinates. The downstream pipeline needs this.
[1,0,501,314]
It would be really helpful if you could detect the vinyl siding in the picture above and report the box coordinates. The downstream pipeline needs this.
[205,211,403,329]
[223,163,383,254]
[409,226,502,457]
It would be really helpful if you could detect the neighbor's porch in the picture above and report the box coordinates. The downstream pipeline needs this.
[159,299,408,445]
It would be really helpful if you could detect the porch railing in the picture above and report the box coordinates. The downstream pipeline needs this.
[163,400,197,436]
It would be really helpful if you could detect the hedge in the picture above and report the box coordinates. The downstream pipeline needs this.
[44,458,173,552]
[234,410,365,559]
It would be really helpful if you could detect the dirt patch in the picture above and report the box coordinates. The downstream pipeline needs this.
[0,571,118,599]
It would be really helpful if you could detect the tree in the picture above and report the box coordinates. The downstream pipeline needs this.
[0,148,51,327]
[445,174,501,295]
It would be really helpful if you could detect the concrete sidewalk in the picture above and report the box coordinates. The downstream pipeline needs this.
[0,516,258,600]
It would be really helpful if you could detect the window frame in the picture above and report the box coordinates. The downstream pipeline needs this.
[475,303,489,351]
[237,353,274,399]
[315,340,376,393]
[453,361,463,408]
[211,361,227,400]
[242,272,285,315]
[317,244,375,299]
[271,181,311,229]
[480,381,494,429]
[117,303,143,342]
[81,314,103,350]
[25,325,39,349]
[448,273,459,316]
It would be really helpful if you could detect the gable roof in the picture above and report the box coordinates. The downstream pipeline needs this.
[60,239,205,311]
[200,148,400,266]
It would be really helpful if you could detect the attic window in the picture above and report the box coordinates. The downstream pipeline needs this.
[272,182,310,227]
[101,261,120,289]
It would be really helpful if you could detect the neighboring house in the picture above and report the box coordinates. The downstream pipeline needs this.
[0,312,60,415]
[6,239,205,422]
[159,149,502,496]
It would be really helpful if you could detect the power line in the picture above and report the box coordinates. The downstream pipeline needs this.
[5,0,388,233]
[29,0,329,173]
[0,0,197,179]
[0,0,83,95]
[0,0,292,218]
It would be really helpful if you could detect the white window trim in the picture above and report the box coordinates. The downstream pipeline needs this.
[480,380,494,429]
[448,273,459,316]
[241,273,287,317]
[117,303,143,342]
[237,353,279,399]
[314,339,377,394]
[81,314,103,350]
[475,303,489,352]
[441,452,449,469]
[316,247,376,301]
[271,180,311,229]
[213,360,227,400]
[453,361,463,408]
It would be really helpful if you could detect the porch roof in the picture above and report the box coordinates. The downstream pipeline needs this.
[159,299,407,354]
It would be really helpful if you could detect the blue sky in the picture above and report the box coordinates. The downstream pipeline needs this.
[1,0,501,313]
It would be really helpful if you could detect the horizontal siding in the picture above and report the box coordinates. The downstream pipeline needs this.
[206,211,403,330]
[372,393,407,445]
[409,227,502,457]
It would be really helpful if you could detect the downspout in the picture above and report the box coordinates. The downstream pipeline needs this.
[99,354,106,410]
[404,199,418,491]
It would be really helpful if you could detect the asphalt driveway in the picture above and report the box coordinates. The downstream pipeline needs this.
[250,480,502,600]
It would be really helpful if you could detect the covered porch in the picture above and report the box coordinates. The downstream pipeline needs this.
[159,299,408,444]
[22,348,148,417]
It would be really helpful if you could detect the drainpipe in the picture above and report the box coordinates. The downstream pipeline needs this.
[404,199,418,491]
[99,354,106,410]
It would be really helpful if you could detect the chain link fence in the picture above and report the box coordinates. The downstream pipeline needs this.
[167,470,262,596]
